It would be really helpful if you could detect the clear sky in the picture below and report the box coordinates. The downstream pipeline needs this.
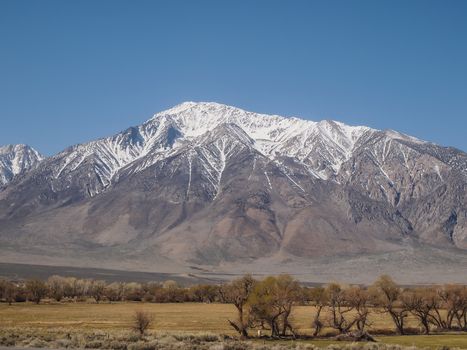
[1,0,466,155]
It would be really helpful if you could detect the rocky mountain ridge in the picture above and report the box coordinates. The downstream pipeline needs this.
[1,102,466,283]
[0,144,43,186]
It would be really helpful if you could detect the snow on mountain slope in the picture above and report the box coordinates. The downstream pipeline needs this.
[29,102,450,200]
[47,102,383,193]
[0,144,43,186]
[1,102,467,278]
[153,102,375,179]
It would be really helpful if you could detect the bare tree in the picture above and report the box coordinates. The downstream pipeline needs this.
[69,278,92,301]
[188,284,219,303]
[133,310,153,337]
[370,275,408,335]
[276,275,303,337]
[124,282,144,301]
[90,280,107,303]
[401,288,437,334]
[453,286,467,330]
[62,277,78,299]
[220,274,256,338]
[432,284,459,330]
[436,284,467,330]
[105,282,125,303]
[47,275,66,302]
[325,283,359,334]
[345,286,371,333]
[26,279,48,304]
[307,286,328,336]
[0,279,16,305]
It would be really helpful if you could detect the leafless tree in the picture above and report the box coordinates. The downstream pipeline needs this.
[26,279,48,304]
[105,282,125,303]
[47,275,66,302]
[220,274,255,338]
[436,284,467,330]
[0,279,16,305]
[90,280,107,303]
[306,286,328,336]
[133,310,153,337]
[325,283,359,334]
[401,288,437,334]
[345,286,371,333]
[370,275,409,335]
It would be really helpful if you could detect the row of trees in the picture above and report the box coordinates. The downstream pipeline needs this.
[0,276,219,304]
[221,275,467,338]
[1,274,466,337]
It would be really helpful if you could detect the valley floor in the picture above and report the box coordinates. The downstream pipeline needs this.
[2,243,467,285]
[1,303,466,349]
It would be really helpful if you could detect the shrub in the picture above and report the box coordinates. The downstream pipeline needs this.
[133,310,153,337]
[109,340,128,350]
[127,341,158,350]
[27,338,48,348]
[84,340,104,348]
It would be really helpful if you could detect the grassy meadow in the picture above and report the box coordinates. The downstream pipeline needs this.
[1,302,466,349]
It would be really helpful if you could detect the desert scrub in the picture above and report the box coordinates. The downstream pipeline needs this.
[127,341,156,350]
[109,340,130,350]
[171,331,221,342]
[0,328,464,350]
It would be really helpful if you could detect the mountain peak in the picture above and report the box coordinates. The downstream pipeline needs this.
[154,102,375,139]
[0,144,43,186]
[0,143,43,159]
[1,105,467,283]
[154,101,231,117]
[0,143,31,152]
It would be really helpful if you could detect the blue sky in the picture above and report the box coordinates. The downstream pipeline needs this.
[1,0,466,155]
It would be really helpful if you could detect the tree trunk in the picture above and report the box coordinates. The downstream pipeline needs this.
[228,319,249,338]
[313,317,322,337]
[421,317,430,334]
[389,312,405,335]
[281,309,291,336]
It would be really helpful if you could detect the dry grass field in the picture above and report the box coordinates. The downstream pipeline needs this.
[0,302,407,333]
[0,302,238,333]
[0,302,466,349]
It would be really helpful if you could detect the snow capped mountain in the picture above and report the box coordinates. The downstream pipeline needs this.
[150,102,376,179]
[42,102,380,195]
[42,101,443,198]
[0,144,43,186]
[5,101,463,210]
[1,102,466,283]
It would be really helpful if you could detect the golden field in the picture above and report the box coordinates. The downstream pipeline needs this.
[0,302,466,349]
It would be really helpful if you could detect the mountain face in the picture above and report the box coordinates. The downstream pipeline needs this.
[1,102,466,283]
[0,144,43,186]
